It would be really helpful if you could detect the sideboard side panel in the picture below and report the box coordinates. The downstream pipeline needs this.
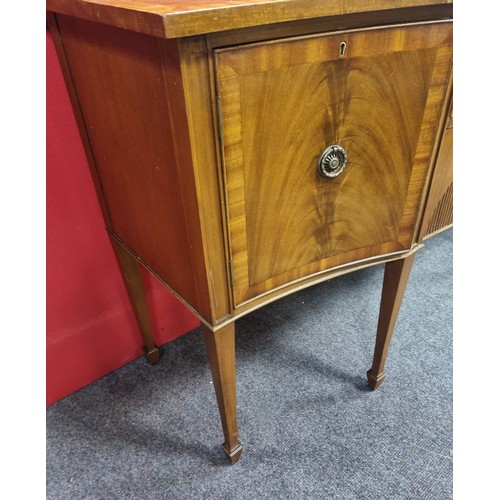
[47,13,113,229]
[56,15,207,317]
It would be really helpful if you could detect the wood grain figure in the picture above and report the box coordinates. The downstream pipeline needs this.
[216,22,452,305]
[47,0,453,463]
[421,87,453,238]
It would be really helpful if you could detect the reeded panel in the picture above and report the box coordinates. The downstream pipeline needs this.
[215,22,452,306]
[423,108,453,239]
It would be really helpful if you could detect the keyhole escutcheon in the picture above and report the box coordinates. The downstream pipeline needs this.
[339,41,347,57]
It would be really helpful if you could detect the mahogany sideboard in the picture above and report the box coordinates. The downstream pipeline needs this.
[47,0,453,463]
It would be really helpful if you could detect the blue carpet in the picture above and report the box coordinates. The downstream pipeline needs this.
[47,230,452,499]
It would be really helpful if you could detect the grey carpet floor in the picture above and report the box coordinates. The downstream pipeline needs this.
[47,230,452,500]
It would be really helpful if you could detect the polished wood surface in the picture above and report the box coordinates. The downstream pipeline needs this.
[48,0,453,463]
[110,236,160,364]
[177,36,233,325]
[203,323,243,463]
[46,13,113,229]
[367,253,417,389]
[56,15,217,323]
[207,5,453,49]
[421,92,453,238]
[216,22,452,306]
[47,0,452,38]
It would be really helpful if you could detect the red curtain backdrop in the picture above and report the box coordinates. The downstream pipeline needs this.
[46,29,200,405]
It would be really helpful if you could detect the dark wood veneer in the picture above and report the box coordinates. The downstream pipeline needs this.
[47,0,453,463]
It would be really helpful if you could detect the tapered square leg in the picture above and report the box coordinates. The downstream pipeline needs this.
[367,253,416,389]
[203,323,243,463]
[110,237,160,365]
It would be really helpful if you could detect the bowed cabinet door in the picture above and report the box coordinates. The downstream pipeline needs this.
[214,21,453,308]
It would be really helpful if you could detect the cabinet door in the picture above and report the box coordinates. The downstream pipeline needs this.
[215,22,452,307]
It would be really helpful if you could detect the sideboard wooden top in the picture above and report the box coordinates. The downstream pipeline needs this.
[47,0,452,39]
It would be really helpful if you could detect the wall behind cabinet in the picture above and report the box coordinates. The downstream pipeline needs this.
[46,29,199,405]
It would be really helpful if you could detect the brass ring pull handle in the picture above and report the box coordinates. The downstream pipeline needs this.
[317,145,348,179]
